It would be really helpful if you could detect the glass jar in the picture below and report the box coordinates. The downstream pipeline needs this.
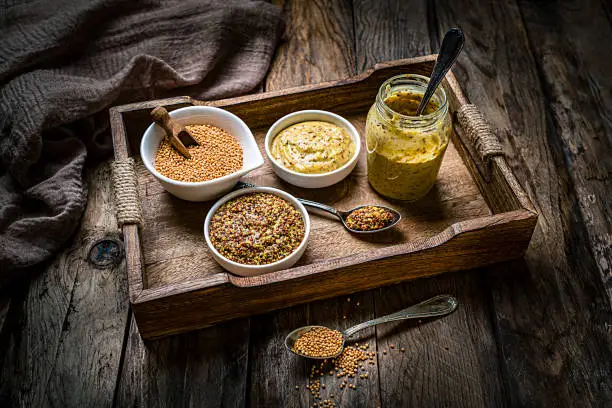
[365,74,451,201]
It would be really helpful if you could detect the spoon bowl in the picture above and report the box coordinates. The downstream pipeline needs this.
[284,325,346,360]
[338,204,401,234]
[284,294,458,359]
[299,199,401,234]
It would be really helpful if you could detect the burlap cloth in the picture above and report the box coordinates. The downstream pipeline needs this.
[0,0,284,286]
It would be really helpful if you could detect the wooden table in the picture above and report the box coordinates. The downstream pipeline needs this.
[1,1,611,406]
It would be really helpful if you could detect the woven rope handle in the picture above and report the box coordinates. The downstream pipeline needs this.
[456,104,503,164]
[112,158,143,227]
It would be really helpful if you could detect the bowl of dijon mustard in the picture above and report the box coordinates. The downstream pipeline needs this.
[265,110,361,188]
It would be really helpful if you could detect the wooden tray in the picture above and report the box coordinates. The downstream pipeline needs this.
[110,55,537,340]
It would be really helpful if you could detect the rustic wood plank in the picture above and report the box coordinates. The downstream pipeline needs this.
[518,0,612,305]
[0,161,129,407]
[248,1,377,407]
[353,1,510,406]
[354,0,431,72]
[248,306,310,408]
[374,272,507,407]
[115,315,250,408]
[433,0,612,405]
[265,0,356,90]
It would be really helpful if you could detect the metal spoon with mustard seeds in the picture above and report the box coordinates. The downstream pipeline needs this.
[285,295,458,359]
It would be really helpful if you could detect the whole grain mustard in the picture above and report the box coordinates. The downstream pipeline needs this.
[209,193,304,265]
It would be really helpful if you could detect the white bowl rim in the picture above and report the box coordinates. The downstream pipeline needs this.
[264,109,361,179]
[140,105,263,187]
[203,187,311,271]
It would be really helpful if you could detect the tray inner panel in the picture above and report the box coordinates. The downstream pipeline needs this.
[135,112,491,289]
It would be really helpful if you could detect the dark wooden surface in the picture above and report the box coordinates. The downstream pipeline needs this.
[1,0,611,407]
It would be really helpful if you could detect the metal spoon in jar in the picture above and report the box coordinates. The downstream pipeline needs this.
[415,27,465,116]
[285,294,458,359]
[298,199,401,234]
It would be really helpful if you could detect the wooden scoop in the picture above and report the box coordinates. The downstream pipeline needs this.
[150,106,199,159]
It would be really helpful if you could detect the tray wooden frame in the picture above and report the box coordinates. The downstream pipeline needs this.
[110,55,537,340]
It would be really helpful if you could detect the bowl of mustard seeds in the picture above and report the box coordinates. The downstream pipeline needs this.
[140,106,264,202]
[204,187,310,276]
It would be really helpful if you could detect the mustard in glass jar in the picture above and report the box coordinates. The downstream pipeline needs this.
[365,74,451,201]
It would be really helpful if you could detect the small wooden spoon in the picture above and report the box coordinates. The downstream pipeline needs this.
[150,106,199,159]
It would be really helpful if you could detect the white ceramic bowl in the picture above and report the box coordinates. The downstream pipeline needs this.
[264,110,361,188]
[140,106,264,202]
[204,187,310,276]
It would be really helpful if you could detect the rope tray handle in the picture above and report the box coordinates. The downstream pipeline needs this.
[111,158,143,227]
[457,104,503,162]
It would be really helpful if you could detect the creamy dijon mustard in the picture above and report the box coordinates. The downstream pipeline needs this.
[271,121,355,174]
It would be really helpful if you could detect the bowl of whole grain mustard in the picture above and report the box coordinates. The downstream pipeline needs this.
[204,187,310,276]
[265,110,361,188]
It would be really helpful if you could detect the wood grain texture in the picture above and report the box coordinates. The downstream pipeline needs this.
[354,0,432,71]
[248,306,310,408]
[353,2,510,406]
[432,0,612,405]
[0,161,129,407]
[115,315,250,408]
[374,272,507,408]
[266,0,356,89]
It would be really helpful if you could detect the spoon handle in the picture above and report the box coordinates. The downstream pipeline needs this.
[233,184,343,221]
[415,28,465,116]
[298,199,342,220]
[342,294,458,338]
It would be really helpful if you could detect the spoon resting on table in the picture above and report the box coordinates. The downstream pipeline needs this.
[284,294,458,359]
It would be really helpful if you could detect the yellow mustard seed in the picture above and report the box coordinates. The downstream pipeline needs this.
[155,124,242,182]
[292,327,343,358]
